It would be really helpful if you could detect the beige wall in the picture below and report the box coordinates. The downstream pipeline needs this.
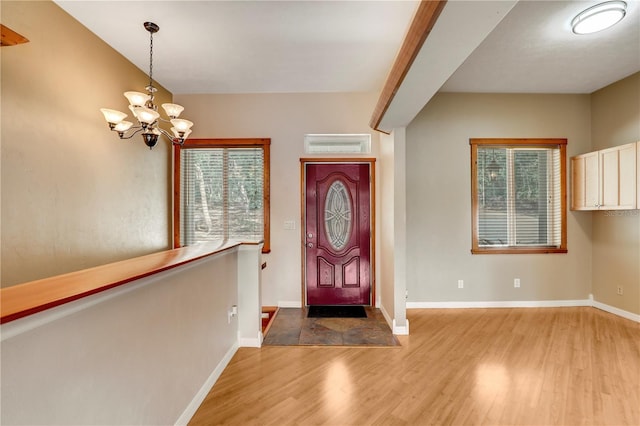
[405,93,593,303]
[1,1,172,287]
[591,72,640,315]
[1,249,239,425]
[175,92,380,306]
[4,1,635,320]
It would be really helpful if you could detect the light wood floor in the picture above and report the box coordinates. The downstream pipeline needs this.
[189,307,640,425]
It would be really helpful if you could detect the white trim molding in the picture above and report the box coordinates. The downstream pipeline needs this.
[379,303,393,331]
[592,300,640,323]
[406,299,592,309]
[278,300,303,308]
[175,342,239,425]
[380,303,410,335]
[406,298,639,323]
[238,331,263,348]
[392,319,410,335]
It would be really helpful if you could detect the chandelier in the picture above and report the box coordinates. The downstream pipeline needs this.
[100,22,193,149]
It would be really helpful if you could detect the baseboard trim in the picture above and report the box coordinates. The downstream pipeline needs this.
[175,342,239,426]
[406,299,639,323]
[278,301,302,308]
[592,300,640,323]
[238,336,262,348]
[379,303,393,330]
[392,318,410,335]
[406,299,592,309]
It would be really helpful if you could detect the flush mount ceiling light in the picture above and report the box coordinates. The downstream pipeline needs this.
[100,22,193,149]
[571,1,627,35]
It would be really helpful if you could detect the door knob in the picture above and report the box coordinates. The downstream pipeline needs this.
[308,233,313,238]
[307,242,314,248]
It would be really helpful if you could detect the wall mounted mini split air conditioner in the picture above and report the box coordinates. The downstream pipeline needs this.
[303,133,371,154]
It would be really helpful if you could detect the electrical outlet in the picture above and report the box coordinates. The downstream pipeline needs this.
[458,279,464,289]
[617,286,624,295]
[514,278,521,288]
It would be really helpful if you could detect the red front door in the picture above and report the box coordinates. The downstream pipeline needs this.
[304,163,371,306]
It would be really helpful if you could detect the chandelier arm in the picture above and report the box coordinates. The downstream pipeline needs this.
[156,127,185,146]
[116,127,145,140]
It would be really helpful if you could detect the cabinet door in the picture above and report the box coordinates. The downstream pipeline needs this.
[571,152,599,210]
[600,147,619,209]
[571,156,584,210]
[600,143,636,210]
[618,143,636,209]
[584,153,600,208]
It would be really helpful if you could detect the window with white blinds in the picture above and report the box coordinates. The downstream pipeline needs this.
[470,139,567,254]
[174,139,270,252]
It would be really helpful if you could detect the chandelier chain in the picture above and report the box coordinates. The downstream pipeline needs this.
[148,30,154,90]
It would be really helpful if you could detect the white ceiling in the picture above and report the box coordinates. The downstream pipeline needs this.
[55,0,640,128]
[378,0,520,132]
[442,0,640,94]
[54,0,419,94]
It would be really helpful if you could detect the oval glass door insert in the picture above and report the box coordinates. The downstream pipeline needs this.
[324,180,352,251]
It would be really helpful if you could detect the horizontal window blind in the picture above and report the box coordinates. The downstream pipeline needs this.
[476,146,561,248]
[180,148,264,245]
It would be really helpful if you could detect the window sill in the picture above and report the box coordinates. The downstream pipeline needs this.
[471,247,568,254]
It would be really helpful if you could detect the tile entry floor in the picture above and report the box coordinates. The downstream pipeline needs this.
[262,307,400,347]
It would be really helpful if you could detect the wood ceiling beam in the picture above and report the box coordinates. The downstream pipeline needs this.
[369,0,447,133]
[1,24,29,46]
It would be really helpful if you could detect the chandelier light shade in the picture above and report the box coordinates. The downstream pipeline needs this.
[571,1,627,35]
[100,22,193,149]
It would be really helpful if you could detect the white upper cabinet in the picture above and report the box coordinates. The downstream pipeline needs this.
[571,142,637,211]
[571,152,599,210]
